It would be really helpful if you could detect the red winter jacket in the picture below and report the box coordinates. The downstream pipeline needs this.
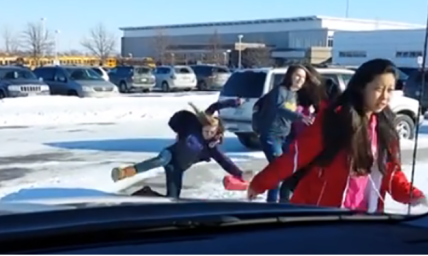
[250,107,423,212]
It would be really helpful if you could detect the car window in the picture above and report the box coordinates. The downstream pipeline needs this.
[409,71,424,83]
[322,74,340,85]
[341,74,353,86]
[174,67,193,74]
[33,68,55,81]
[91,68,103,76]
[0,69,37,80]
[192,66,210,75]
[220,71,266,98]
[155,67,170,74]
[324,77,342,100]
[395,68,408,81]
[213,67,230,73]
[135,67,152,74]
[117,67,132,74]
[270,73,286,88]
[64,68,103,81]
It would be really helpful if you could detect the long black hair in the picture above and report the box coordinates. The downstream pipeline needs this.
[318,59,399,175]
[297,64,326,112]
[280,64,316,89]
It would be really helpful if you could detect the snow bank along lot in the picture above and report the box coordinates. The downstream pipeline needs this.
[1,94,428,215]
[0,93,219,127]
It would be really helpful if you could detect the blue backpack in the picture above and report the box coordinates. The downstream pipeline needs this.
[251,95,267,134]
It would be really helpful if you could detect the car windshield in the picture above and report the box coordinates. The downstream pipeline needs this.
[65,68,103,81]
[220,70,266,98]
[135,67,152,74]
[2,2,428,227]
[174,67,193,74]
[91,68,103,76]
[0,69,37,80]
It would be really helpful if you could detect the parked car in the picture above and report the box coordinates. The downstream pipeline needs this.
[91,67,110,81]
[33,65,118,97]
[218,67,422,149]
[108,65,156,93]
[153,65,197,92]
[403,70,428,113]
[0,66,50,98]
[190,64,231,91]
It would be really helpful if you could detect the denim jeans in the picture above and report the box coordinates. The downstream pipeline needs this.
[164,164,184,198]
[134,149,184,199]
[134,149,172,174]
[259,134,292,203]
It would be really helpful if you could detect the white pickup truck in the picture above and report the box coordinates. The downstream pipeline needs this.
[218,67,422,149]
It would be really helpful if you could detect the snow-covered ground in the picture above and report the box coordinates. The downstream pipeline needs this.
[0,93,263,197]
[1,94,428,215]
[0,92,219,127]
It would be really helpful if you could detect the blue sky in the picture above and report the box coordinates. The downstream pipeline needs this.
[1,0,427,51]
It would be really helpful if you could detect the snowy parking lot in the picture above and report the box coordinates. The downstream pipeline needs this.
[1,92,428,214]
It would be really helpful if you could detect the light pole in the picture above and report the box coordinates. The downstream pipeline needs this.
[224,49,231,66]
[54,29,60,65]
[40,17,47,57]
[345,0,350,18]
[238,34,243,69]
[171,53,175,65]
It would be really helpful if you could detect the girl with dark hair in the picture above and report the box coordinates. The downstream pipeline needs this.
[253,64,318,202]
[111,99,253,199]
[277,65,326,202]
[248,59,427,211]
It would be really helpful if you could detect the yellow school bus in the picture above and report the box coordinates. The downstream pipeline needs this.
[0,56,156,69]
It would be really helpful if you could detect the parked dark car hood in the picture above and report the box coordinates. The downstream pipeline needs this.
[4,79,47,85]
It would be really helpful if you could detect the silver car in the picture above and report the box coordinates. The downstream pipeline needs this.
[153,65,197,92]
[33,65,118,98]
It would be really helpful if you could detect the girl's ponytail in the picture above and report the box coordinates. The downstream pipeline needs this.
[188,102,217,126]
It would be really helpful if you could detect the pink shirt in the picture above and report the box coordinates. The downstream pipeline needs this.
[343,115,377,211]
[293,106,312,135]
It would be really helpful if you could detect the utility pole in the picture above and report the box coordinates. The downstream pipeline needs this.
[345,0,350,18]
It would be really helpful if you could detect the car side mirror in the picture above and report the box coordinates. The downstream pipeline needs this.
[38,77,44,81]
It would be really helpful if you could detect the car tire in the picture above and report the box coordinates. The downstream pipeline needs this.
[236,133,260,150]
[67,90,78,97]
[394,114,415,140]
[198,81,207,91]
[119,82,128,93]
[162,81,170,92]
[0,90,5,99]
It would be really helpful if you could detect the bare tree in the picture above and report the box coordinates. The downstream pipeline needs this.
[63,49,84,56]
[21,22,53,64]
[2,26,20,54]
[152,29,169,64]
[242,40,273,68]
[81,23,117,62]
[206,29,222,64]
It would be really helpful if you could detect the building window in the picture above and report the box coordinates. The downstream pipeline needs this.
[338,51,367,58]
[396,51,423,58]
[327,36,333,47]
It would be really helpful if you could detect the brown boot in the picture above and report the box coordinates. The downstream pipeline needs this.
[111,165,137,182]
